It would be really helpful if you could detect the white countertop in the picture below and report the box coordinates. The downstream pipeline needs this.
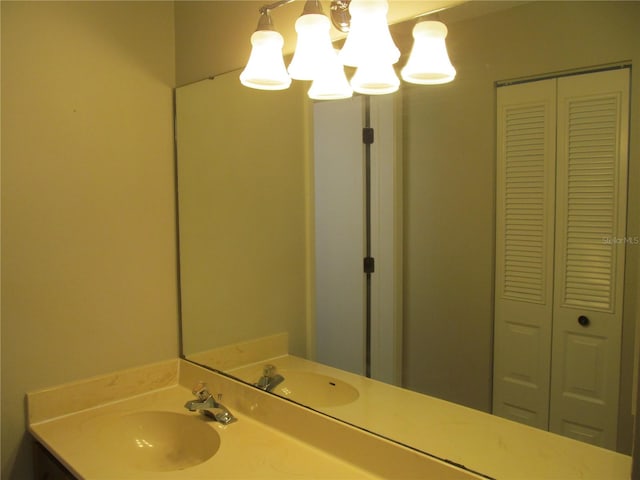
[30,385,378,479]
[28,359,482,480]
[229,354,633,480]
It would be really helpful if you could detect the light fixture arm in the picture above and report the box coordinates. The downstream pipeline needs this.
[259,0,295,15]
[330,0,351,32]
[254,0,295,32]
[301,0,325,16]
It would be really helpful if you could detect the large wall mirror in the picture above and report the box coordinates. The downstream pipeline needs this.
[177,0,639,473]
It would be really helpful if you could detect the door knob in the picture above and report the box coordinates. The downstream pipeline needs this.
[578,315,590,327]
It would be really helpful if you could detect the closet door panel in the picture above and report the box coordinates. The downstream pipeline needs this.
[493,79,557,428]
[550,68,629,450]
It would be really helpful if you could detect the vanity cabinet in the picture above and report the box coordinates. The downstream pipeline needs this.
[33,441,76,480]
[493,68,630,450]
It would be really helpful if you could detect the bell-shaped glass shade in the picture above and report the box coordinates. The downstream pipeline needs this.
[351,62,399,95]
[288,14,335,80]
[240,30,292,90]
[308,50,353,100]
[338,0,400,67]
[401,21,456,85]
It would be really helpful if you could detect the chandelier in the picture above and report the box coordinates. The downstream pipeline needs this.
[239,0,456,100]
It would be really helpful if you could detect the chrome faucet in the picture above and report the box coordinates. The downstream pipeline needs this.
[184,382,237,424]
[255,364,284,392]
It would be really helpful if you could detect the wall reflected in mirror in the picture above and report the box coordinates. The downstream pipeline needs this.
[177,0,639,459]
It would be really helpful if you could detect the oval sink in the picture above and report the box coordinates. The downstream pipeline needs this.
[96,411,220,472]
[272,371,359,407]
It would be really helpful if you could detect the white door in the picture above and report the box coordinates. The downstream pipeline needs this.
[549,69,629,449]
[368,95,403,385]
[493,78,557,429]
[314,96,366,375]
[314,95,402,384]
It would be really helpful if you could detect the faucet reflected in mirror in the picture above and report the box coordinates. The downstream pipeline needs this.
[176,0,640,467]
[255,365,285,392]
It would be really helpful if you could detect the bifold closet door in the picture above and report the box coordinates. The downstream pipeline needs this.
[549,68,629,449]
[493,79,557,429]
[494,68,629,450]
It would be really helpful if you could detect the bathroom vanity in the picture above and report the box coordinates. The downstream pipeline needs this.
[28,357,631,479]
[27,359,484,479]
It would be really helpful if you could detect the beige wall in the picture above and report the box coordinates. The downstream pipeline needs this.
[402,0,640,453]
[1,2,178,478]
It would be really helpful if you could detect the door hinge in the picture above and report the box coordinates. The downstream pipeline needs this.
[362,127,374,145]
[364,257,375,274]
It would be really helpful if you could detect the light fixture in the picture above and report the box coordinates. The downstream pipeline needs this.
[401,20,456,85]
[288,1,336,80]
[338,0,400,68]
[308,50,353,100]
[240,0,457,99]
[350,62,399,95]
[239,9,291,90]
[337,0,400,95]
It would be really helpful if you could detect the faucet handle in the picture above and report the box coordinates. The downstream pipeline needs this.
[192,382,210,401]
[263,364,277,378]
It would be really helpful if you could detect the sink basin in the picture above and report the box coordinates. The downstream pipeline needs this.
[272,371,359,407]
[94,411,220,472]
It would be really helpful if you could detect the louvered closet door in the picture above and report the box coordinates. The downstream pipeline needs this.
[493,79,557,429]
[549,68,629,449]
